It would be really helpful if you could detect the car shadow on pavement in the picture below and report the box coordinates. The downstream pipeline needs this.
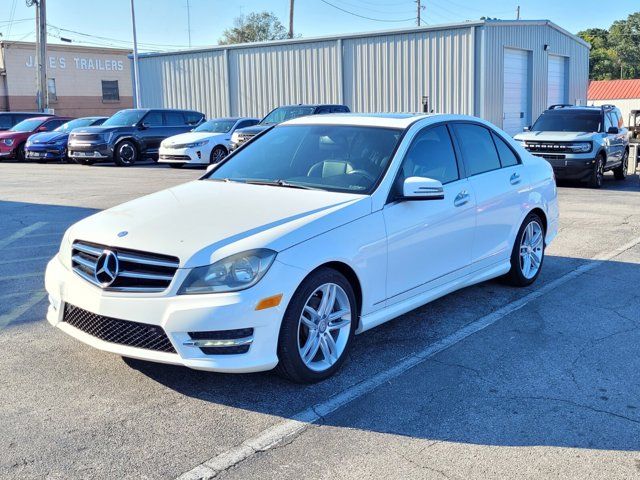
[123,252,640,452]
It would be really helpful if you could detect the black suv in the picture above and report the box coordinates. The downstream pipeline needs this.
[68,108,205,166]
[0,112,54,131]
[230,104,350,150]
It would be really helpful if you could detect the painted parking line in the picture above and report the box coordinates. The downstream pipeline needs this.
[0,291,47,329]
[0,256,51,266]
[0,222,47,249]
[177,234,640,480]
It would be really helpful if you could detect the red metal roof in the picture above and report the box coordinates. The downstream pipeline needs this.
[588,79,640,100]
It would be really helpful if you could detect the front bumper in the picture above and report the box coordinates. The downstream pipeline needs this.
[0,147,16,158]
[44,254,305,373]
[68,142,113,160]
[158,146,206,165]
[26,145,66,161]
[531,154,596,181]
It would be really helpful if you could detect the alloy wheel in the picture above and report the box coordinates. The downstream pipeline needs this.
[211,147,226,164]
[119,143,136,164]
[297,283,351,372]
[519,220,544,280]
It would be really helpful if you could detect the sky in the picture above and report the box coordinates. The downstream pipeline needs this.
[0,0,637,53]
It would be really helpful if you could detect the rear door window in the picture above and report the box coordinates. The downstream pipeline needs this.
[164,111,186,126]
[452,124,501,176]
[492,133,520,167]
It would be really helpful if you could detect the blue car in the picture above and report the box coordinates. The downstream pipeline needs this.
[25,116,107,163]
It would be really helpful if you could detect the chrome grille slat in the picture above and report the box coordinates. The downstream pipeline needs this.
[71,240,179,293]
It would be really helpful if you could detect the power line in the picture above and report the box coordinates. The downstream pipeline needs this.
[319,0,414,22]
[331,0,415,15]
[6,0,18,38]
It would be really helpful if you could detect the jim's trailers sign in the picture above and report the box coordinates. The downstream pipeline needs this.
[25,55,125,71]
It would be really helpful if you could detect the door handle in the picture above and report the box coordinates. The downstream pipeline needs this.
[510,172,521,185]
[454,190,470,207]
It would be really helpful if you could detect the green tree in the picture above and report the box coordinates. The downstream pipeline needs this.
[578,13,640,80]
[219,11,288,45]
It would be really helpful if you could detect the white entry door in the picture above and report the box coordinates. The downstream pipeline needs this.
[547,54,567,108]
[503,48,531,135]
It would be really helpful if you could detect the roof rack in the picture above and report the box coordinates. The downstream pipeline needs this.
[599,104,616,111]
[548,104,574,110]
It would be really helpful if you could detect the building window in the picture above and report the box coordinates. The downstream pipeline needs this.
[47,78,57,102]
[101,80,120,101]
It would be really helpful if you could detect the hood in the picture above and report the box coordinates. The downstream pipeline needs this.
[236,125,270,135]
[67,180,370,268]
[29,131,68,143]
[514,131,597,142]
[71,125,124,135]
[163,131,226,145]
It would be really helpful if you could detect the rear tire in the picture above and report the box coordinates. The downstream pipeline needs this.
[504,213,545,287]
[588,154,605,188]
[276,268,356,383]
[114,140,138,167]
[613,150,628,180]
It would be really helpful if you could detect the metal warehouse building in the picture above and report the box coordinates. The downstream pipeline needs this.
[133,19,589,135]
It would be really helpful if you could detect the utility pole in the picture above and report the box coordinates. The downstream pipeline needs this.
[416,0,425,26]
[288,0,294,39]
[130,0,141,108]
[516,5,520,20]
[186,0,192,48]
[31,0,47,112]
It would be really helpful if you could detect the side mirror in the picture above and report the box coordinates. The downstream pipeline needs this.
[399,176,444,201]
[523,125,531,132]
[37,125,48,132]
[607,126,619,134]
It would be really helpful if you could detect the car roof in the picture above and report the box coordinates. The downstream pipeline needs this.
[283,112,431,128]
[278,104,348,108]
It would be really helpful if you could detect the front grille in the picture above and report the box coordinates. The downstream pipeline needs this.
[70,133,103,142]
[533,153,566,160]
[63,303,176,353]
[524,142,590,154]
[159,154,190,161]
[72,240,179,293]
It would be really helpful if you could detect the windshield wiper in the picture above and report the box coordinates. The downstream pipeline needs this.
[244,179,318,190]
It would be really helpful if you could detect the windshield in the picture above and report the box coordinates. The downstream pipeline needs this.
[9,118,44,132]
[194,120,236,133]
[532,111,602,133]
[260,106,316,126]
[207,125,402,194]
[103,110,145,127]
[54,118,97,132]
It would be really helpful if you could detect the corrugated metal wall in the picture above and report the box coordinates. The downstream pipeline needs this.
[478,23,589,130]
[134,21,588,127]
[342,28,475,114]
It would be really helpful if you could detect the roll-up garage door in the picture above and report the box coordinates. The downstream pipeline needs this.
[547,55,567,108]
[503,48,531,135]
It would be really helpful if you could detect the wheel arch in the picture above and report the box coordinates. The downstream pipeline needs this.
[528,207,547,237]
[114,135,143,153]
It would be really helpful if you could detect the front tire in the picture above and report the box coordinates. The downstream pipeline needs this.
[114,140,138,167]
[588,154,605,188]
[276,268,356,383]
[504,213,545,287]
[210,145,227,164]
[613,150,628,180]
[16,143,26,162]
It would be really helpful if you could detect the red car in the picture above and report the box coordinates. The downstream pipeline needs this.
[0,116,73,161]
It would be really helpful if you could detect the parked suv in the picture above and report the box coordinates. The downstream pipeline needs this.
[514,104,629,188]
[0,112,54,132]
[68,108,205,166]
[0,116,73,161]
[230,104,350,150]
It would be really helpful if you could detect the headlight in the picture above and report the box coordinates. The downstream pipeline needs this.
[178,249,276,294]
[102,132,114,143]
[185,140,208,148]
[4,138,14,146]
[567,142,592,153]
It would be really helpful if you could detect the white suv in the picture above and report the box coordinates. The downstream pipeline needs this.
[514,105,629,188]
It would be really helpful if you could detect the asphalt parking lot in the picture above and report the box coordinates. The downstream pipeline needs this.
[1,162,639,479]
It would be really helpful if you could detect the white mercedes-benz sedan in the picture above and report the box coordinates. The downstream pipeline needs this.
[45,113,558,383]
[158,117,259,168]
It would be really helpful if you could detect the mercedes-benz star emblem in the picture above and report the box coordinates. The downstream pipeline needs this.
[94,250,119,287]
